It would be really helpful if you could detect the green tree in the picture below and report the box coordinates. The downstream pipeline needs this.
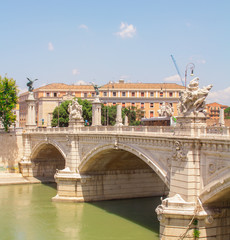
[0,75,18,131]
[51,100,71,127]
[123,106,143,126]
[51,98,92,127]
[101,104,117,126]
[77,98,92,124]
[224,107,230,119]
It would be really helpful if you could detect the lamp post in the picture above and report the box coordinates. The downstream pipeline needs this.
[185,63,195,88]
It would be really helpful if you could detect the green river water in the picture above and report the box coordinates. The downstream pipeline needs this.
[0,183,160,240]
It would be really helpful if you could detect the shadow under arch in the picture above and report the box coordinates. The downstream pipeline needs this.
[79,143,170,188]
[30,140,66,181]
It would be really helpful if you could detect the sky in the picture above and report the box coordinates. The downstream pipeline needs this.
[0,0,230,104]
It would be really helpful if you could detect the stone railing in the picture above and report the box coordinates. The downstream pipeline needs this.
[24,125,230,138]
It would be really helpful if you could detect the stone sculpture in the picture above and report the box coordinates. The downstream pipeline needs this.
[177,77,213,115]
[157,102,173,117]
[68,100,83,121]
[27,78,38,92]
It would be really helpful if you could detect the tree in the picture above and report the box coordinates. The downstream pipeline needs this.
[51,100,71,127]
[0,75,18,131]
[101,104,143,126]
[224,107,230,119]
[51,98,92,127]
[101,104,117,126]
[123,106,143,126]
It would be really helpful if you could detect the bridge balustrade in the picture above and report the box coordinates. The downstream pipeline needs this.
[21,125,230,138]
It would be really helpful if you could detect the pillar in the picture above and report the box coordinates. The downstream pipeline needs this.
[92,97,101,126]
[26,92,36,129]
[115,104,123,126]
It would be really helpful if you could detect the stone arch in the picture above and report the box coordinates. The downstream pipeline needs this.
[30,140,66,178]
[200,171,230,204]
[31,139,67,160]
[79,142,170,188]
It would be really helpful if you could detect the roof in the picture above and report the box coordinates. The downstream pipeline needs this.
[19,82,185,97]
[206,102,228,107]
[102,82,184,90]
[36,83,94,90]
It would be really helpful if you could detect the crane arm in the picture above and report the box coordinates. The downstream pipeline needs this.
[170,55,184,86]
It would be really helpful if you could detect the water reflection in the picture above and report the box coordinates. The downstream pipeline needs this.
[0,184,160,240]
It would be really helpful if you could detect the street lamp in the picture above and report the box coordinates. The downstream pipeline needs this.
[185,63,195,88]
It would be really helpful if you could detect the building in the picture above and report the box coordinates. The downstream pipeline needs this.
[19,80,185,127]
[205,102,228,120]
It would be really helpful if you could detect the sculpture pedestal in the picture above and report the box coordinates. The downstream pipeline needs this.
[68,119,84,129]
[175,112,207,136]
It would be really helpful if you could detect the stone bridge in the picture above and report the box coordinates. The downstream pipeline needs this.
[19,124,230,239]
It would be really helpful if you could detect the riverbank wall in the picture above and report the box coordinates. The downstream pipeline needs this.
[0,129,23,173]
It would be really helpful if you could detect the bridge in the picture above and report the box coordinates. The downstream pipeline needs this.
[19,124,230,239]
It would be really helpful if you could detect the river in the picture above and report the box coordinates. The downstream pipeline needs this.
[0,183,160,240]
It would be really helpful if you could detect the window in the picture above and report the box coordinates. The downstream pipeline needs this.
[122,102,125,108]
[132,102,135,107]
[54,92,57,97]
[131,92,135,97]
[122,92,126,97]
[92,93,95,97]
[113,102,116,106]
[150,103,154,108]
[150,111,154,118]
[84,93,87,98]
[160,92,163,97]
[103,92,107,97]
[141,103,144,109]
[169,92,173,97]
[150,92,154,97]
[46,93,50,97]
[113,92,116,97]
[141,92,145,97]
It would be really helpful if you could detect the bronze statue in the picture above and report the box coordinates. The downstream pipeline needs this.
[90,82,101,96]
[27,78,38,92]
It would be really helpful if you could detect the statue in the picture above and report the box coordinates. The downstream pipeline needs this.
[157,102,173,117]
[27,78,38,92]
[68,99,83,121]
[90,82,101,96]
[177,77,213,115]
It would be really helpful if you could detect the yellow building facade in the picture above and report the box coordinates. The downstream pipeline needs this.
[19,80,184,127]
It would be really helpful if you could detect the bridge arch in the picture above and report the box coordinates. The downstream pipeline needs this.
[30,140,66,179]
[79,142,170,188]
[200,171,230,204]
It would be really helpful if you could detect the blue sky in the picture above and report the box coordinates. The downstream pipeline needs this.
[1,0,230,104]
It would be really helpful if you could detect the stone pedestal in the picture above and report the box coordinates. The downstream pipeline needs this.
[68,119,84,129]
[26,92,37,129]
[19,161,33,177]
[92,97,101,126]
[175,112,207,136]
[156,194,227,239]
[52,168,91,202]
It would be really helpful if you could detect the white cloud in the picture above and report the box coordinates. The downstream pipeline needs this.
[72,69,80,75]
[79,24,88,30]
[74,80,88,85]
[116,22,136,38]
[48,42,54,51]
[163,74,182,83]
[207,87,230,105]
[189,55,206,65]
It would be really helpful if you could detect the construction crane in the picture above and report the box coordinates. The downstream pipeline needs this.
[170,55,184,86]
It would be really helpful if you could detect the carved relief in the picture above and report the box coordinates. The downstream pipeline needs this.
[171,141,187,162]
